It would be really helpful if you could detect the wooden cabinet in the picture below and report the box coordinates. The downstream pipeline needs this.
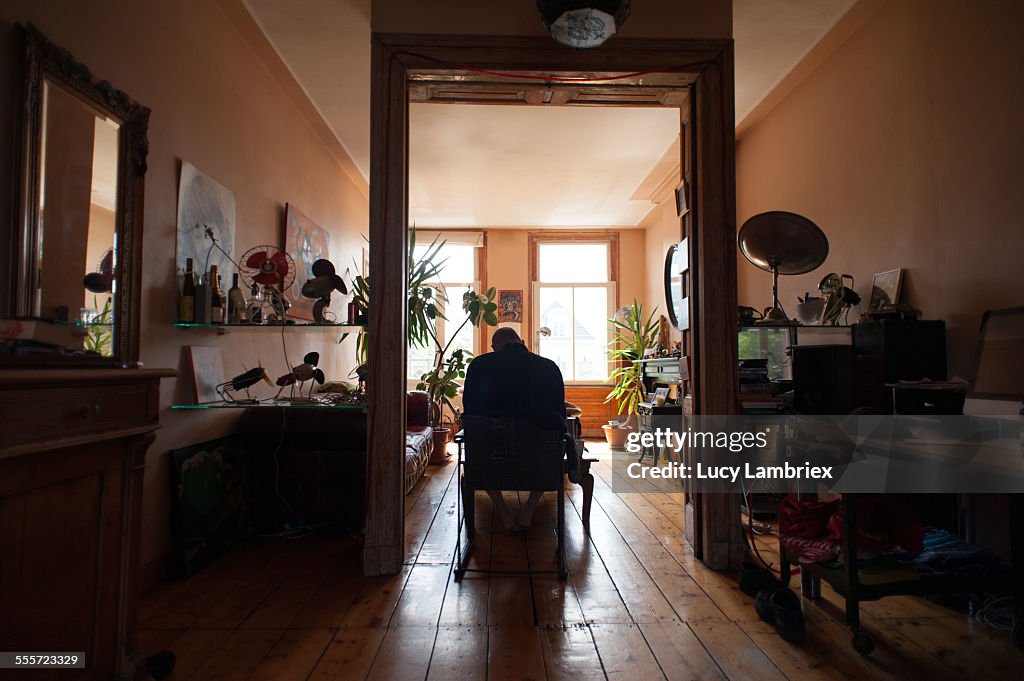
[0,369,173,680]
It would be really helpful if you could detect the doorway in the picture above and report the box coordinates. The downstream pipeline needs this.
[365,35,739,576]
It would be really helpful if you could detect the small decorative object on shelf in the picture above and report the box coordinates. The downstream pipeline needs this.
[275,351,325,403]
[247,284,263,324]
[238,245,295,323]
[215,366,273,403]
[818,273,860,326]
[300,258,349,323]
[179,257,196,323]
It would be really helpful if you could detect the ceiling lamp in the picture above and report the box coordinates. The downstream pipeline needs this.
[537,1,631,48]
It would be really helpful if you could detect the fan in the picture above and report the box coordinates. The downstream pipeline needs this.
[239,246,296,290]
[238,246,296,323]
[83,248,115,293]
[613,306,634,325]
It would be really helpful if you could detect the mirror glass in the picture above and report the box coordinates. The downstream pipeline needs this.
[35,79,121,355]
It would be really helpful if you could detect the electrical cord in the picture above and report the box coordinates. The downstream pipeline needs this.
[975,595,1015,632]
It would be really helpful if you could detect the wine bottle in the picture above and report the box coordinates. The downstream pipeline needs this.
[178,257,196,323]
[210,267,225,324]
[227,273,246,324]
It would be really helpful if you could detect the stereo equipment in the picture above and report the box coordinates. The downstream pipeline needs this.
[853,319,947,382]
[792,345,853,415]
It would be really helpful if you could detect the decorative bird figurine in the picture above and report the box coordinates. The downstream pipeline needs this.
[276,351,325,402]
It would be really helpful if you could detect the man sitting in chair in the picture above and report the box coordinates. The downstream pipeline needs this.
[462,327,577,530]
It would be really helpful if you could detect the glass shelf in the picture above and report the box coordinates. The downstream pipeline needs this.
[53,321,114,327]
[738,322,853,329]
[171,399,366,410]
[173,321,366,329]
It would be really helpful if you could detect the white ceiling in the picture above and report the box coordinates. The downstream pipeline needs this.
[410,104,679,227]
[733,0,856,122]
[244,0,855,226]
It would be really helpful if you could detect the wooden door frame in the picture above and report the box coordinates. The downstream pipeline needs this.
[366,34,739,575]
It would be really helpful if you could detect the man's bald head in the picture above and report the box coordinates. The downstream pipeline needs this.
[491,327,523,352]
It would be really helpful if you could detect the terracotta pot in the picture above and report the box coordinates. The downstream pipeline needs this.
[602,424,630,449]
[430,428,451,464]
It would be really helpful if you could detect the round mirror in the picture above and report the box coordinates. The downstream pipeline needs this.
[664,240,689,330]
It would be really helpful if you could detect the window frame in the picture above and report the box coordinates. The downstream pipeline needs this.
[406,236,487,386]
[529,231,620,385]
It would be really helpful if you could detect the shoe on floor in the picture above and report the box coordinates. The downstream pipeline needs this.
[755,588,806,642]
[739,561,778,598]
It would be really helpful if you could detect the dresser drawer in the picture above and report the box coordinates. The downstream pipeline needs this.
[0,383,152,449]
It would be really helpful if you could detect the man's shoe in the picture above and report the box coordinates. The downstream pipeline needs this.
[739,561,778,598]
[755,588,806,642]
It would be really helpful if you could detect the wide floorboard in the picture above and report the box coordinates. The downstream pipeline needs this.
[139,444,1022,680]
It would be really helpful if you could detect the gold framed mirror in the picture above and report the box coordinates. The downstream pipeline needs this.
[8,23,149,365]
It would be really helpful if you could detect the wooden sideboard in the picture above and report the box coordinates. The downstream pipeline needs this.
[0,368,174,680]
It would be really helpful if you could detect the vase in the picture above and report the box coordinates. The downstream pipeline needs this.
[430,427,451,464]
[602,424,630,449]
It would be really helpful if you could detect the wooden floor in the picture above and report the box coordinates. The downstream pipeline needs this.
[139,444,1022,680]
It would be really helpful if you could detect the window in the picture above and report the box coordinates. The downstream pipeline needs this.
[532,239,615,383]
[407,240,480,381]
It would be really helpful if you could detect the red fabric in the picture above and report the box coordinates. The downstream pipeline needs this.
[407,390,429,427]
[826,496,923,555]
[779,496,840,539]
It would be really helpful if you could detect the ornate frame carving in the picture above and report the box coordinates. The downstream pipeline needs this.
[10,23,150,364]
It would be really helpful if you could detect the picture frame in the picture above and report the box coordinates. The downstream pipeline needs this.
[870,268,903,310]
[497,289,523,323]
[674,179,689,217]
[170,435,251,577]
[283,203,329,321]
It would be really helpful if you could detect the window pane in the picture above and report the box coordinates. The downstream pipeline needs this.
[573,287,609,381]
[538,243,608,283]
[408,342,435,381]
[538,287,573,378]
[413,242,475,283]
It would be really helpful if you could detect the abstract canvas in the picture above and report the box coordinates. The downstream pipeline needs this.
[283,203,330,320]
[176,161,236,279]
[498,289,523,323]
[170,435,251,577]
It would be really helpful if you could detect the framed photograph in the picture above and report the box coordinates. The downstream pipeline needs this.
[283,203,330,321]
[870,268,903,310]
[674,179,689,217]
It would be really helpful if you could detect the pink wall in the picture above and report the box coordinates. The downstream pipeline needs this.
[639,195,682,346]
[1,0,368,573]
[736,0,1024,378]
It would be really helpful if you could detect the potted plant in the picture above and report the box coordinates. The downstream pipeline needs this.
[417,287,498,462]
[346,227,447,368]
[604,299,659,448]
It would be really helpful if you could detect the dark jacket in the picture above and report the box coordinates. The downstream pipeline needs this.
[462,342,566,432]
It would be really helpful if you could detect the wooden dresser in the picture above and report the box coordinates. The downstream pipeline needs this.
[0,368,174,680]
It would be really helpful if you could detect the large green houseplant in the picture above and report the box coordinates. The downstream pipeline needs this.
[347,228,447,365]
[605,299,660,418]
[416,287,498,433]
